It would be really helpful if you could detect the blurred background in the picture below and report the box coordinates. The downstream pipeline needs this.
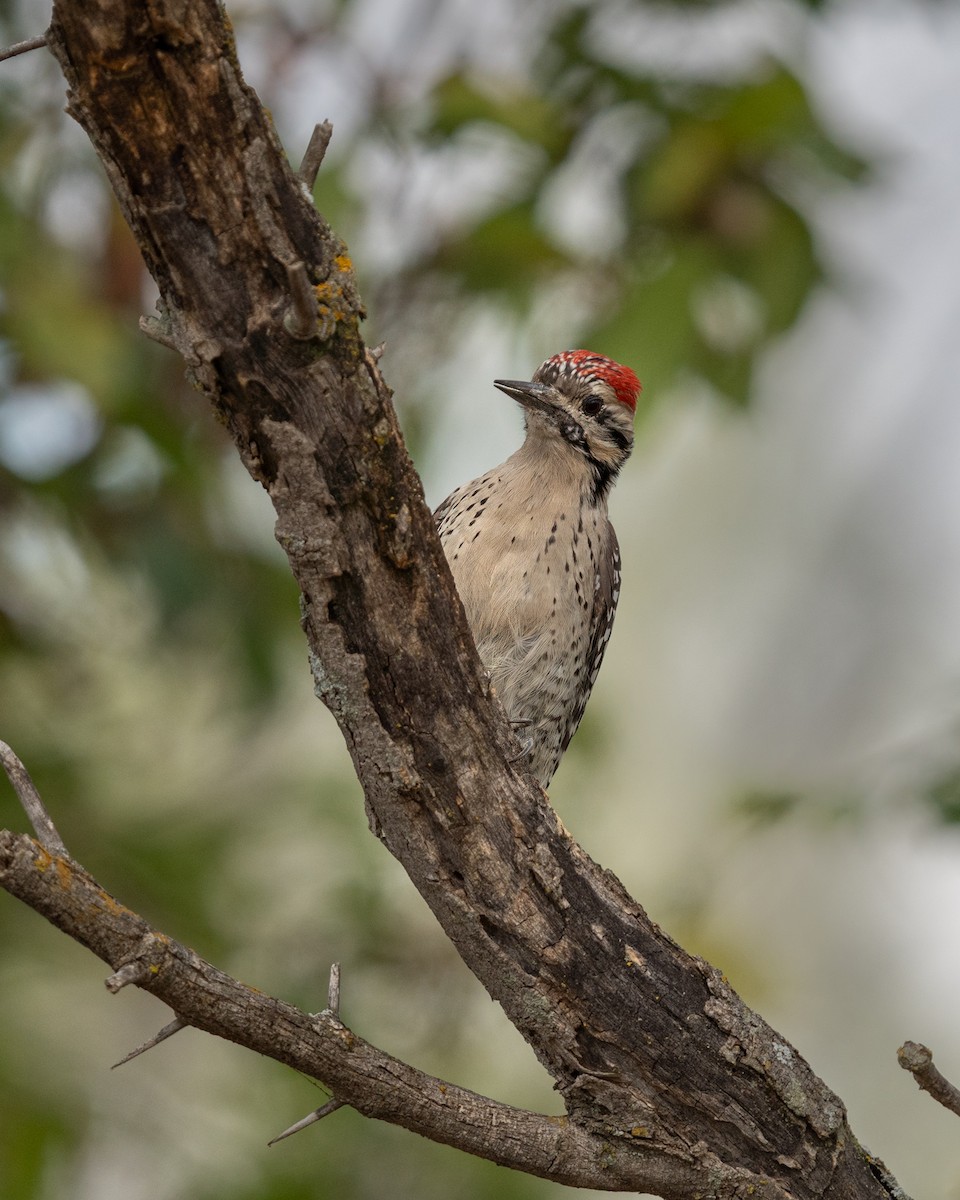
[2,0,960,1197]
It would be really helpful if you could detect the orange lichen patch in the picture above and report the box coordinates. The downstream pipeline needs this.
[54,858,73,890]
[94,888,134,918]
[34,847,52,872]
[313,282,346,328]
[334,253,353,273]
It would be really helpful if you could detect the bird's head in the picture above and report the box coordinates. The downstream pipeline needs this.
[494,350,641,499]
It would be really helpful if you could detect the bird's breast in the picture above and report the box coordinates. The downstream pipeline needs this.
[441,482,606,646]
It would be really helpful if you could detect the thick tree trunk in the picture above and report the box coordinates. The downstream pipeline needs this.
[0,3,910,1197]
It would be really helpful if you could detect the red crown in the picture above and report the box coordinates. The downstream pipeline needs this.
[545,349,641,413]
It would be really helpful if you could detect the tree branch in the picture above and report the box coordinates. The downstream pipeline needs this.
[898,1041,960,1119]
[0,827,715,1196]
[0,33,48,63]
[297,119,334,190]
[0,739,68,857]
[0,1,912,1196]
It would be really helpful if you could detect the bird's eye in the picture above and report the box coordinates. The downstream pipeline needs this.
[582,394,603,416]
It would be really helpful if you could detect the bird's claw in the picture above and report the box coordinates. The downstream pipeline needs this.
[508,719,534,763]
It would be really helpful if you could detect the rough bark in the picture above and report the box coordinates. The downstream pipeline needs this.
[0,2,909,1197]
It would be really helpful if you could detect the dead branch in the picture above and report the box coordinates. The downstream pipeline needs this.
[898,1041,960,1119]
[0,739,68,857]
[0,33,47,63]
[0,827,710,1195]
[297,120,333,190]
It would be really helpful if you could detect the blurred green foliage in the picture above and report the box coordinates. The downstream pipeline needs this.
[925,767,960,824]
[416,11,862,407]
[1,2,865,1198]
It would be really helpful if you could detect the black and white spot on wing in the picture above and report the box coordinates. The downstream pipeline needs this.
[560,529,621,754]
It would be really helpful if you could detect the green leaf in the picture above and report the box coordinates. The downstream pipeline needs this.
[434,202,568,298]
[926,769,960,824]
[429,74,570,158]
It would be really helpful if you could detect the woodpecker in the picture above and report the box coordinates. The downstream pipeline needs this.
[435,349,640,787]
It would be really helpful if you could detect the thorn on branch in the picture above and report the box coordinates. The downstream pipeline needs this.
[268,1097,345,1146]
[297,120,333,191]
[112,1016,188,1068]
[283,261,319,340]
[898,1040,960,1119]
[0,740,69,858]
[0,33,47,63]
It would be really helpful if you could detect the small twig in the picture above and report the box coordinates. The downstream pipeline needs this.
[112,1017,188,1069]
[0,33,47,63]
[105,960,153,993]
[327,961,341,1016]
[362,342,390,401]
[0,740,68,858]
[898,1041,960,1118]
[297,120,333,190]
[139,313,179,351]
[283,261,318,339]
[268,1097,345,1146]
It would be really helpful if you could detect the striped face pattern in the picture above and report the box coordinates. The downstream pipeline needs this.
[534,350,641,413]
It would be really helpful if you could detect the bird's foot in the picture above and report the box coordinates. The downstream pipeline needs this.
[508,719,534,763]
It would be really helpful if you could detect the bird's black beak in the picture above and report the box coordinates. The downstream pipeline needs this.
[493,379,557,418]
